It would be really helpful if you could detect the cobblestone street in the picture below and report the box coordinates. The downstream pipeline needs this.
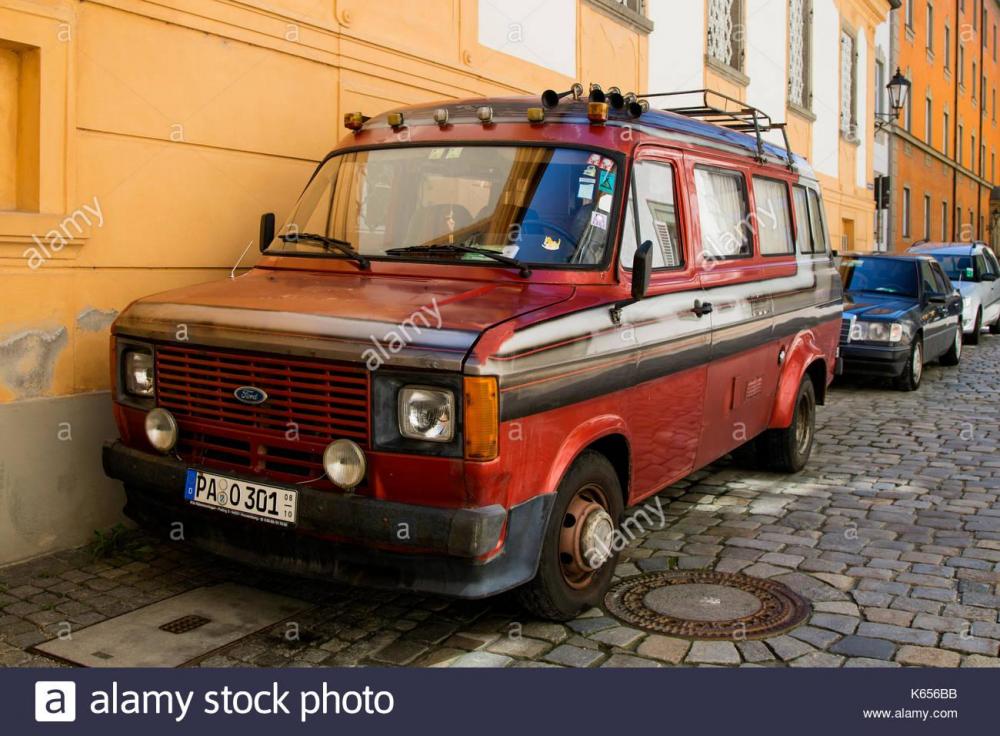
[3,336,1000,669]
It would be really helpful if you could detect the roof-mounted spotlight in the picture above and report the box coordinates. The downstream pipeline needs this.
[623,92,638,107]
[587,101,609,124]
[626,98,649,119]
[541,82,584,109]
[386,111,405,128]
[607,86,625,110]
[432,108,450,126]
[344,112,369,131]
[476,106,494,124]
[588,83,606,104]
[526,107,546,123]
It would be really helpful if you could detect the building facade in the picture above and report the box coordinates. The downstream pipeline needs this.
[647,0,896,252]
[883,0,1000,250]
[0,0,651,564]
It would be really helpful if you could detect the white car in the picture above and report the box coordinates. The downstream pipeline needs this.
[908,242,1000,344]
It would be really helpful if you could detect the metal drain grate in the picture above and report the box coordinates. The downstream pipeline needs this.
[605,570,811,640]
[159,615,211,634]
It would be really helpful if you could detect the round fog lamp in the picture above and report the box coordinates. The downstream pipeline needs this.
[323,439,367,489]
[145,408,178,453]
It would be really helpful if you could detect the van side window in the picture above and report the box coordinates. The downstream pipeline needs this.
[793,186,812,253]
[621,160,683,270]
[753,177,794,256]
[806,189,828,253]
[694,167,751,259]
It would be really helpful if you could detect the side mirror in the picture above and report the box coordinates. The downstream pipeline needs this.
[981,272,997,282]
[631,240,654,301]
[259,212,275,253]
[928,293,947,304]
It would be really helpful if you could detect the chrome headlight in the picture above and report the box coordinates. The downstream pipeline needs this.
[124,349,155,396]
[398,386,455,442]
[850,320,904,343]
[144,408,177,452]
[323,439,367,489]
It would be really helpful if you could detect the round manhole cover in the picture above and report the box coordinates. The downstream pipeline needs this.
[605,571,812,640]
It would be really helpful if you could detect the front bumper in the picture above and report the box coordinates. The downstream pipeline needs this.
[103,440,553,598]
[839,342,910,377]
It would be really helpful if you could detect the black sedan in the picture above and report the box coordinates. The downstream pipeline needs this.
[837,253,963,391]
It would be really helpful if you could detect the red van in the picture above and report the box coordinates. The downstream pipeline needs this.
[103,87,842,619]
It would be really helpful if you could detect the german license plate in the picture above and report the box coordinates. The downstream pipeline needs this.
[184,469,297,527]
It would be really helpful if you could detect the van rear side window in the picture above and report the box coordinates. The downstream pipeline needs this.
[806,189,828,254]
[694,167,751,260]
[753,177,794,255]
[793,185,812,253]
[622,160,683,270]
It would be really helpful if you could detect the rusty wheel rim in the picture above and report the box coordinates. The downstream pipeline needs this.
[558,483,614,590]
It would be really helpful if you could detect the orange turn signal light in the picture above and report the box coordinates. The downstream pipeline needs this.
[526,107,546,123]
[587,101,609,124]
[386,111,405,128]
[464,376,498,461]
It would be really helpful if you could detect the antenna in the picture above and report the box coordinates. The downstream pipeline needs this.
[230,240,255,280]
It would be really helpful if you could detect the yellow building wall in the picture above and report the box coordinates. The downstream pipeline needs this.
[0,0,648,404]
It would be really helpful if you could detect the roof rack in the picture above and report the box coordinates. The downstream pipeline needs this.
[637,89,796,170]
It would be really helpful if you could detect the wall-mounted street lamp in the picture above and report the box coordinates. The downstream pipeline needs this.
[875,67,911,131]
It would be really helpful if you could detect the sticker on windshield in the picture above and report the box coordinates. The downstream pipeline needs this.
[599,157,614,171]
[577,178,596,200]
[445,147,464,159]
[587,153,601,165]
[543,235,562,251]
[598,170,616,194]
[597,194,612,212]
[583,164,597,177]
[590,212,608,230]
[502,245,520,258]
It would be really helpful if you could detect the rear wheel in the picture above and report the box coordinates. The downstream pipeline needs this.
[894,338,923,391]
[990,310,1000,335]
[966,310,982,345]
[940,324,963,366]
[756,376,816,473]
[518,451,623,621]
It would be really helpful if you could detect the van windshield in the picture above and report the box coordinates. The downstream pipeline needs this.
[265,145,620,267]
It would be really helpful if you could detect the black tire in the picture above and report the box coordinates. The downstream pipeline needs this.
[965,310,982,345]
[990,310,1000,335]
[517,451,623,621]
[730,437,761,468]
[894,338,923,391]
[756,376,816,473]
[940,324,963,366]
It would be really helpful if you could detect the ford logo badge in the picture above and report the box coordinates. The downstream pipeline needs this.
[234,386,268,405]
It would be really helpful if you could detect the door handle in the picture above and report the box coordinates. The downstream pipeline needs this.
[692,300,713,317]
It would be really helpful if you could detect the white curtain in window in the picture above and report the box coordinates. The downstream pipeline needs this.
[754,178,794,255]
[695,169,748,258]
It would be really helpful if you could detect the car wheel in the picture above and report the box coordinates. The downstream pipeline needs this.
[965,310,982,345]
[991,310,1000,335]
[757,375,816,473]
[517,451,623,621]
[940,325,963,366]
[894,338,923,391]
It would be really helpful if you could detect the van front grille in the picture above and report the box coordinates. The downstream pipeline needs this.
[155,343,370,484]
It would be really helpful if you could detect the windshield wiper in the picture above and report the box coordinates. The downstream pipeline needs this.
[279,232,369,270]
[384,243,531,277]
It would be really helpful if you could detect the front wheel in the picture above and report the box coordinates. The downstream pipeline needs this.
[756,376,816,473]
[894,338,923,391]
[940,325,963,366]
[990,309,1000,335]
[517,451,623,621]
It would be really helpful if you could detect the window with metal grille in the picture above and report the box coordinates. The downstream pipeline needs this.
[788,0,812,109]
[708,0,744,71]
[839,31,858,138]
